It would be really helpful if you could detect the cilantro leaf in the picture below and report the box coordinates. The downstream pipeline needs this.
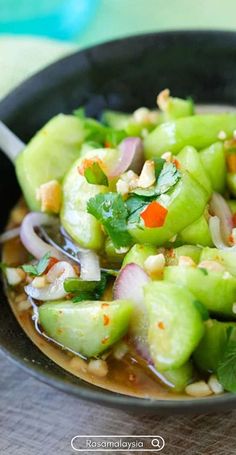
[217,327,236,392]
[22,252,51,276]
[87,193,132,248]
[71,272,108,302]
[84,162,108,186]
[156,162,180,195]
[125,195,149,224]
[153,157,165,179]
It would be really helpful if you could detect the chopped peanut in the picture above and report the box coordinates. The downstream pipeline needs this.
[208,375,224,395]
[17,299,31,312]
[133,107,158,124]
[178,256,196,267]
[116,170,139,195]
[70,355,88,374]
[87,359,108,378]
[198,260,225,274]
[157,88,170,111]
[116,179,129,196]
[31,275,47,288]
[185,380,212,397]
[5,267,25,286]
[144,253,165,278]
[11,206,28,225]
[36,180,62,214]
[161,151,172,162]
[113,341,129,360]
[218,130,227,140]
[138,160,156,188]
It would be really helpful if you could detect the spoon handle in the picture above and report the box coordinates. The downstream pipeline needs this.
[0,121,25,162]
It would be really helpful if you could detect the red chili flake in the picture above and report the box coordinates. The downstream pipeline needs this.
[232,213,236,228]
[128,373,136,383]
[102,336,109,344]
[45,257,59,273]
[165,248,174,258]
[104,141,111,148]
[229,234,234,245]
[157,321,165,330]
[172,158,181,169]
[101,303,109,309]
[140,201,168,228]
[103,314,110,326]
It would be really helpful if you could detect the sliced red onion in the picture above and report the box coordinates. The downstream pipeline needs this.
[113,263,151,361]
[78,249,101,281]
[209,193,233,244]
[108,137,144,178]
[209,216,236,251]
[0,227,20,243]
[0,120,25,162]
[20,212,63,260]
[25,261,76,301]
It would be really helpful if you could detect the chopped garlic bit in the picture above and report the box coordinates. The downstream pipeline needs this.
[178,256,196,267]
[208,374,224,395]
[144,253,165,277]
[5,267,25,286]
[32,275,47,289]
[198,260,225,273]
[36,179,62,214]
[133,107,158,124]
[218,130,227,140]
[185,380,212,397]
[157,88,170,111]
[161,151,172,162]
[138,160,156,188]
[87,359,108,378]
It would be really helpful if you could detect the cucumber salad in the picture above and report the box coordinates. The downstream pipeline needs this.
[3,89,236,398]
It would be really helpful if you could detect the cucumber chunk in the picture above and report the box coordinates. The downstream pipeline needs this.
[200,247,236,277]
[61,148,119,249]
[193,319,236,372]
[122,244,157,268]
[162,97,194,121]
[144,114,236,159]
[164,265,236,318]
[38,299,133,358]
[227,173,236,197]
[15,114,85,210]
[144,281,204,370]
[178,146,212,196]
[128,171,208,246]
[161,362,194,392]
[199,142,226,193]
[177,215,213,247]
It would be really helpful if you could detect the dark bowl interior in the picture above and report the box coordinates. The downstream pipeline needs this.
[1,30,236,413]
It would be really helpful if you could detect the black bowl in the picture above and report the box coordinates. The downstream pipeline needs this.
[1,30,236,414]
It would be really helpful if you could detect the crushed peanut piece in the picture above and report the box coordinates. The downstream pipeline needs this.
[185,380,212,397]
[113,341,129,360]
[178,256,196,267]
[17,299,31,312]
[87,359,108,378]
[208,374,224,395]
[32,275,47,288]
[138,160,156,188]
[70,355,88,374]
[161,151,172,162]
[144,253,165,278]
[36,180,62,214]
[157,88,170,111]
[133,107,158,124]
[5,267,25,286]
[218,130,227,140]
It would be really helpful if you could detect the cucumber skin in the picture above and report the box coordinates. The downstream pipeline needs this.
[178,215,213,247]
[162,362,194,392]
[199,142,226,193]
[164,266,236,318]
[227,173,236,197]
[16,114,85,211]
[144,281,204,371]
[193,319,236,373]
[178,146,212,196]
[38,299,133,358]
[128,171,208,246]
[122,244,157,268]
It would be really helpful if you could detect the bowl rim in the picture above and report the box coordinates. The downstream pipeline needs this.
[1,29,236,413]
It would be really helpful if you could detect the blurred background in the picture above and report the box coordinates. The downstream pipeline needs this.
[0,0,235,99]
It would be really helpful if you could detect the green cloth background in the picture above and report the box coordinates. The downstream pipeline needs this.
[1,0,236,100]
